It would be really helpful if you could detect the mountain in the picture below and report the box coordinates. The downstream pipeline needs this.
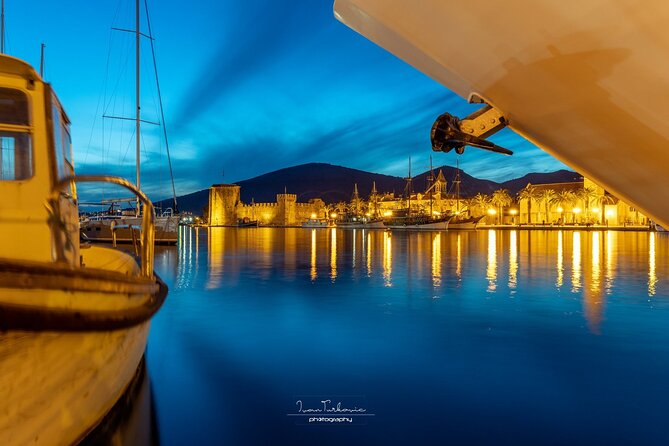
[235,163,404,204]
[500,170,583,195]
[155,163,579,214]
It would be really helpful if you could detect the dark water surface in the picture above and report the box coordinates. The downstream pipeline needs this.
[147,227,669,445]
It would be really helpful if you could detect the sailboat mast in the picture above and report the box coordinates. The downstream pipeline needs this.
[135,0,141,216]
[429,155,433,217]
[456,158,461,213]
[406,157,413,217]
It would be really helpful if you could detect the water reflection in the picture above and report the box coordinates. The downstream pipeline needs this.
[150,228,669,445]
[486,230,497,292]
[556,231,564,289]
[605,231,615,293]
[571,231,581,292]
[509,230,517,292]
[330,228,337,282]
[310,229,317,282]
[366,231,372,277]
[432,233,441,289]
[649,232,657,296]
[456,233,462,280]
[175,227,665,333]
[591,231,601,292]
[383,231,392,287]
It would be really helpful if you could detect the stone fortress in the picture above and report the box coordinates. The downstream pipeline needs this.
[208,184,326,227]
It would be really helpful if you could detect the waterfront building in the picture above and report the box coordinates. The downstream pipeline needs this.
[517,178,649,226]
[208,184,326,226]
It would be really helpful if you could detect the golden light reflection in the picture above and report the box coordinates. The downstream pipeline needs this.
[571,231,581,292]
[591,231,601,292]
[456,233,462,280]
[352,229,357,269]
[366,232,372,277]
[310,229,317,281]
[383,231,392,287]
[486,229,497,292]
[432,233,441,288]
[195,226,200,263]
[583,231,604,334]
[509,230,517,290]
[206,227,224,289]
[605,231,615,293]
[649,232,657,296]
[330,228,337,281]
[556,230,563,288]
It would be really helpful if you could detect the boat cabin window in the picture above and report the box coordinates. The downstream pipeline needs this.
[0,88,32,181]
[51,96,74,195]
[0,87,30,125]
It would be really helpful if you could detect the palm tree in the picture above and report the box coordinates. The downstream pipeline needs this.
[549,190,576,224]
[537,188,555,223]
[576,186,598,223]
[471,193,491,218]
[597,193,616,225]
[517,184,539,223]
[491,189,512,224]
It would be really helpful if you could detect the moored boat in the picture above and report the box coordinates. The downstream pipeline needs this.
[0,54,167,445]
[336,217,386,229]
[302,218,334,228]
[384,213,452,230]
[448,214,484,230]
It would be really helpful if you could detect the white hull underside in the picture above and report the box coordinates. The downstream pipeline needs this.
[335,0,669,228]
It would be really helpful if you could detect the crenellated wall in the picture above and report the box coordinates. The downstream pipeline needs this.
[209,186,326,226]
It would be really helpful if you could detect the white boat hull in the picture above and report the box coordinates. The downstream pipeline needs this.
[334,0,669,229]
[81,215,180,244]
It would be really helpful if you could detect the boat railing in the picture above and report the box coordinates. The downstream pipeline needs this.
[50,175,155,278]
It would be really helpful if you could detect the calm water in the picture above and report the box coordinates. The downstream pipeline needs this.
[146,227,669,445]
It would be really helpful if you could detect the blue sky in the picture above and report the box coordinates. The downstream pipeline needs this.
[6,0,568,201]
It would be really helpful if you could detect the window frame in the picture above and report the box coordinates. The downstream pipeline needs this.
[0,87,33,182]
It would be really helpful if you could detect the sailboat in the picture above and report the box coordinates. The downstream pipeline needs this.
[383,158,453,230]
[0,52,167,443]
[447,160,484,230]
[335,183,385,229]
[80,0,179,245]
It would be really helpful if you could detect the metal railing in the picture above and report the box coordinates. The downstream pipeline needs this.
[50,175,155,277]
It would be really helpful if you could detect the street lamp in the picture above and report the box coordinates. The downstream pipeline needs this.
[509,208,518,225]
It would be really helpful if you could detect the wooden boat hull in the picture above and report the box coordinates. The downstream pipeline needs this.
[0,324,149,445]
[448,216,484,230]
[0,247,167,445]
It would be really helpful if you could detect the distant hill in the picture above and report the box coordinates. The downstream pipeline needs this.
[155,162,579,214]
[500,170,583,195]
[235,163,404,203]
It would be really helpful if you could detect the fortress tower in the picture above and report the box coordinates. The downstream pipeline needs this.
[276,193,297,226]
[209,184,240,226]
